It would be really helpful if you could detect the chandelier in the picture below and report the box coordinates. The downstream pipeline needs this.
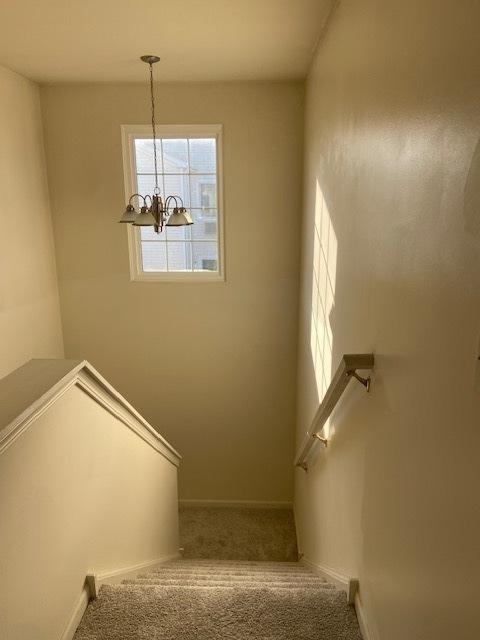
[118,55,193,233]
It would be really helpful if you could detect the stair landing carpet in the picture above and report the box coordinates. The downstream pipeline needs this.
[74,560,362,639]
[179,506,298,561]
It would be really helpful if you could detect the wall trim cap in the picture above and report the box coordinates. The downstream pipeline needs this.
[0,359,181,466]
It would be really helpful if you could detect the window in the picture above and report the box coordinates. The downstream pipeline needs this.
[121,124,224,281]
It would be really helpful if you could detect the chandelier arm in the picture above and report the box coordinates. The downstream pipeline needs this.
[168,195,184,208]
[128,193,146,208]
[165,195,178,212]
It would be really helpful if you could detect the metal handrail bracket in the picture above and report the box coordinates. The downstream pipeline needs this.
[294,353,374,471]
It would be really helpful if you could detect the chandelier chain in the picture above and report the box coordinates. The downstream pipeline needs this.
[118,56,192,232]
[148,62,159,192]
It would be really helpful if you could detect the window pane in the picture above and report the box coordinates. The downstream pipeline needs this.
[162,139,188,173]
[190,175,217,208]
[141,242,167,271]
[189,138,216,173]
[166,224,192,241]
[167,242,192,271]
[191,209,218,240]
[193,241,218,272]
[137,174,158,198]
[164,174,190,207]
[131,132,221,277]
[134,139,163,173]
[141,226,165,241]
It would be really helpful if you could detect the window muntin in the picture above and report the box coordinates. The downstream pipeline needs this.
[122,125,224,281]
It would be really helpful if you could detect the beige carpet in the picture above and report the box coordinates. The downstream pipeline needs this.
[74,560,362,639]
[179,505,298,561]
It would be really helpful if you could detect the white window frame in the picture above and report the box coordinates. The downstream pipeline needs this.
[121,123,225,282]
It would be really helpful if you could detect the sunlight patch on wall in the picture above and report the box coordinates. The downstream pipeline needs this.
[309,180,338,437]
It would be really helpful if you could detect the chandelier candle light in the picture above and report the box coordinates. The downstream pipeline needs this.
[119,55,193,232]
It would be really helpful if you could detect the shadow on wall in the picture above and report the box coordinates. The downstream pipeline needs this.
[464,135,480,236]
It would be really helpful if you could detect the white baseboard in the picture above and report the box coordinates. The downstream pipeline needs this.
[59,584,90,640]
[89,552,181,592]
[301,557,358,604]
[60,553,180,639]
[292,504,303,558]
[355,593,376,640]
[179,499,293,509]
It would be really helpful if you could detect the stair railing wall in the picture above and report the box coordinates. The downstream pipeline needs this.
[0,359,181,640]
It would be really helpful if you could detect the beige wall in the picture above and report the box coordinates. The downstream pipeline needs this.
[295,2,480,639]
[0,381,179,640]
[0,66,63,378]
[40,81,303,502]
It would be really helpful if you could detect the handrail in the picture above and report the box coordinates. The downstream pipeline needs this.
[294,353,374,470]
[0,359,182,466]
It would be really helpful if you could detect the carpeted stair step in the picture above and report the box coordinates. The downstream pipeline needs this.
[137,559,327,578]
[122,560,336,591]
[130,570,328,583]
[133,572,323,582]
[158,560,317,572]
[74,582,362,640]
[151,560,322,576]
[142,567,312,578]
[120,582,336,591]
[162,559,303,567]
[156,568,314,577]
[123,577,336,589]
[153,564,312,572]
[159,564,311,569]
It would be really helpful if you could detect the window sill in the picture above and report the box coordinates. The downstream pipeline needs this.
[130,271,225,283]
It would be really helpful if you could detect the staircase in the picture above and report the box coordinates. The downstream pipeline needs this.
[0,362,362,639]
[74,559,362,639]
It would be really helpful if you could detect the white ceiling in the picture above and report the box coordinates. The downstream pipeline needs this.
[0,0,332,83]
